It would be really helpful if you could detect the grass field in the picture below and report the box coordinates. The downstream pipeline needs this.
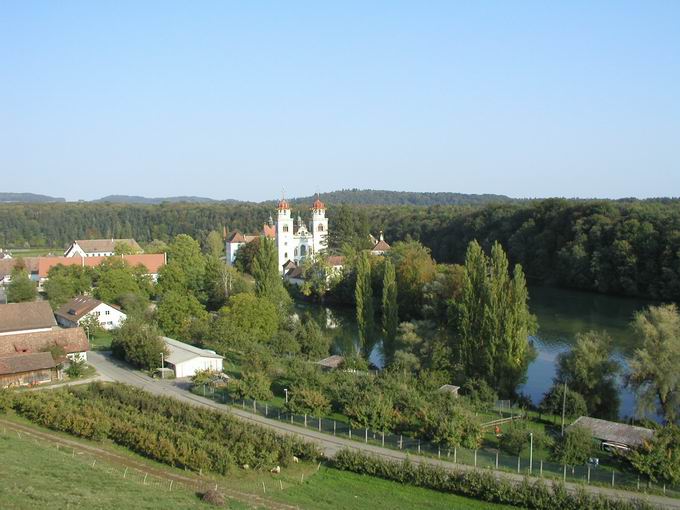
[0,414,514,510]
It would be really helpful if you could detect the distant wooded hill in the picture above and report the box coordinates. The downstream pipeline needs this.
[0,192,65,203]
[283,189,516,206]
[93,195,244,205]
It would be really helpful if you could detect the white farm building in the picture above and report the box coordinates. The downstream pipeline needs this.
[163,337,223,378]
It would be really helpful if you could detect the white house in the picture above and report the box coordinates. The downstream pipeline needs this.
[64,239,142,258]
[54,296,126,330]
[163,337,223,378]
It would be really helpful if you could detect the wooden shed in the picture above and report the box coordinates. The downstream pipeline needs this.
[0,352,60,388]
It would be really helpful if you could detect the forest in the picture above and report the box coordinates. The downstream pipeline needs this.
[1,198,680,300]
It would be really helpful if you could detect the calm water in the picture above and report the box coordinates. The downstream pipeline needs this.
[295,287,658,419]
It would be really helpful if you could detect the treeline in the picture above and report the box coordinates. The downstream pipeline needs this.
[2,198,680,299]
[7,382,319,472]
[283,188,515,206]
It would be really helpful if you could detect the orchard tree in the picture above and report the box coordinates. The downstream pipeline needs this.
[287,387,331,417]
[235,371,273,401]
[629,304,680,424]
[553,425,593,466]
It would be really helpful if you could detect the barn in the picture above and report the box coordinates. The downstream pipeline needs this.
[163,337,223,378]
[0,352,60,388]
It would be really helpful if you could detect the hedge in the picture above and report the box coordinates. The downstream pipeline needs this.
[332,449,655,510]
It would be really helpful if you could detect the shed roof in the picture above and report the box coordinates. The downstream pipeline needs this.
[163,337,223,366]
[0,352,58,375]
[316,355,345,369]
[438,384,461,394]
[570,416,654,448]
[0,301,57,334]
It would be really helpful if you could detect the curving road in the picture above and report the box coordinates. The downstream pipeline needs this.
[86,351,679,509]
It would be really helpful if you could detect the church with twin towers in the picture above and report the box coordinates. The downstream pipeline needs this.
[224,196,328,273]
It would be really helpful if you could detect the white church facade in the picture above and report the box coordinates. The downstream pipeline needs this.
[225,197,329,273]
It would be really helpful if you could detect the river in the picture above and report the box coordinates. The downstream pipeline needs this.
[295,286,658,419]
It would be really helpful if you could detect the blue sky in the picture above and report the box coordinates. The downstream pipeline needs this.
[1,1,679,201]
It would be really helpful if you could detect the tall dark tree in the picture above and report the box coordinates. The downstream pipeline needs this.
[355,251,374,350]
[381,258,399,361]
[251,236,290,311]
[454,240,536,397]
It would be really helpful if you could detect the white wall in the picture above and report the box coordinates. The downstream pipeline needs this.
[79,303,126,330]
[172,356,223,378]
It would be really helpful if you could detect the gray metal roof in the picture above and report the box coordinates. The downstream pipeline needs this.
[162,337,223,366]
[570,416,654,448]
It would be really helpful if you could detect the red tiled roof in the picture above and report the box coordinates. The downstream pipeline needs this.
[312,198,325,210]
[38,254,165,278]
[277,199,290,210]
[0,301,57,334]
[0,352,58,375]
[226,231,247,243]
[327,255,346,267]
[372,240,391,252]
[0,257,40,278]
[263,224,276,239]
[0,327,89,356]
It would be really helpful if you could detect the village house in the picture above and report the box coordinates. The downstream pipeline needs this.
[370,232,391,256]
[0,351,61,388]
[55,296,127,330]
[0,301,89,361]
[162,336,223,378]
[64,238,143,258]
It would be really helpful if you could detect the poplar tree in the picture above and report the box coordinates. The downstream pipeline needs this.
[252,236,291,312]
[355,252,374,348]
[454,240,535,397]
[381,258,399,361]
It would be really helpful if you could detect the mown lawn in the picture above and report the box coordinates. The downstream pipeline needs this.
[274,465,515,510]
[89,329,114,350]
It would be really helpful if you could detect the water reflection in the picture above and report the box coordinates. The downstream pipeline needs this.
[296,286,658,419]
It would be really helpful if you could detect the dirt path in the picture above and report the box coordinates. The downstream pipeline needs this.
[0,418,300,510]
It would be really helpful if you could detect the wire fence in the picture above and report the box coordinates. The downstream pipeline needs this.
[194,384,680,499]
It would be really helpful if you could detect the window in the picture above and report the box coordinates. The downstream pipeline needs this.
[300,245,307,256]
[105,310,110,315]
[283,225,289,233]
[294,248,298,256]
[284,252,288,259]
[318,224,324,231]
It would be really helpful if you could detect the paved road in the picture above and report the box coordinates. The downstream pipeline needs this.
[87,351,679,509]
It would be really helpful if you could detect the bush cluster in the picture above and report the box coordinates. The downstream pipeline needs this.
[332,449,653,510]
[11,383,319,473]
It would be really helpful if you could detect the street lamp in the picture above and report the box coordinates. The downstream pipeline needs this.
[529,432,534,475]
[284,388,288,403]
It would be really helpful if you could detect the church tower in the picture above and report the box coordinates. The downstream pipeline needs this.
[275,197,293,271]
[310,196,328,255]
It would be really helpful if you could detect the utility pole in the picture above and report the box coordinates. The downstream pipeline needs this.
[561,380,567,436]
[529,432,534,474]
[161,352,164,379]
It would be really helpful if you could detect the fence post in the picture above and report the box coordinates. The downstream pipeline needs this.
[438,447,441,459]
[540,460,543,477]
[637,476,640,491]
[587,465,590,484]
[265,403,268,416]
[349,428,352,440]
[474,450,478,468]
[611,471,615,487]
[382,432,385,447]
[333,421,336,436]
[563,465,566,482]
[496,450,499,469]
[242,399,245,410]
[454,447,457,464]
[365,428,368,444]
[290,414,293,424]
[253,400,256,413]
[418,440,421,454]
[517,456,520,474]
[169,480,173,491]
[399,435,403,450]
[318,417,321,431]
[304,414,307,427]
